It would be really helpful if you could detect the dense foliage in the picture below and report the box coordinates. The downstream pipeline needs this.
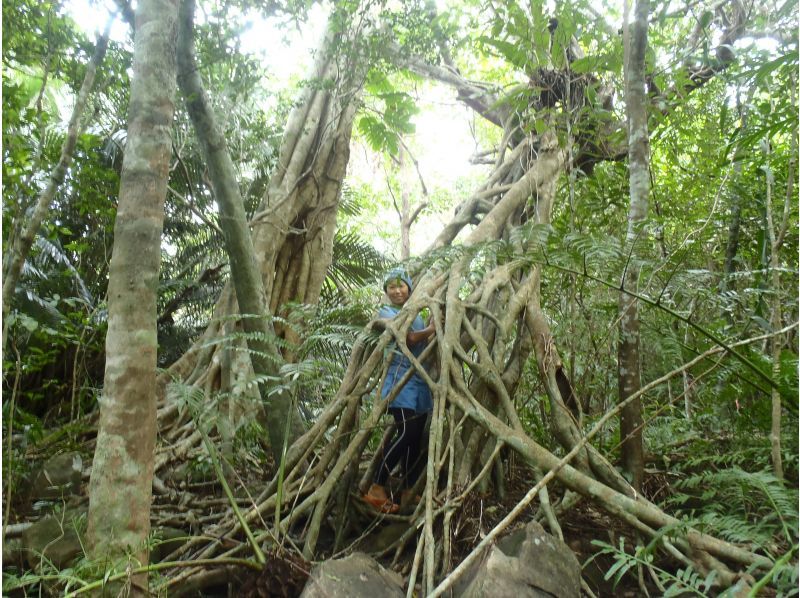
[2,0,797,594]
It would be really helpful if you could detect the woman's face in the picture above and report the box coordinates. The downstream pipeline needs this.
[386,280,410,306]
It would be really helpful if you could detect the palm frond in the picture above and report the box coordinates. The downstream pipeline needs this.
[33,236,93,306]
[321,230,387,304]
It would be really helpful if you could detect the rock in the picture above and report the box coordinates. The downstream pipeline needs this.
[30,452,83,500]
[300,552,404,598]
[21,503,87,571]
[454,520,582,598]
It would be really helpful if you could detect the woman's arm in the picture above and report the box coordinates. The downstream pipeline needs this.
[407,322,435,345]
[378,305,436,346]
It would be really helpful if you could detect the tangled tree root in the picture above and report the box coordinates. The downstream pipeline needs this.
[149,131,773,596]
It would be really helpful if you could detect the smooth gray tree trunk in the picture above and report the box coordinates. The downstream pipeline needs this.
[176,0,301,455]
[618,0,650,492]
[87,0,178,587]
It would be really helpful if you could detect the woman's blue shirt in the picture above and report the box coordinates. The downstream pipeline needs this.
[378,305,432,413]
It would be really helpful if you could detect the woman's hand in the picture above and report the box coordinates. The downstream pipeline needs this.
[407,322,436,345]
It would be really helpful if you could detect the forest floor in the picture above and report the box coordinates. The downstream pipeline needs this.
[5,431,765,597]
[179,460,652,597]
[242,460,660,596]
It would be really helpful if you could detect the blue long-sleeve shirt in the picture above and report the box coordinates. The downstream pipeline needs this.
[378,305,432,413]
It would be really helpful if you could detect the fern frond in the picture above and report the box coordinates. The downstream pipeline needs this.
[322,230,387,305]
[671,467,798,551]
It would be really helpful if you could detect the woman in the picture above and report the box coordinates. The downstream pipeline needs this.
[363,268,435,513]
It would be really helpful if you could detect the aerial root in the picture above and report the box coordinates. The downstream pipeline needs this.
[153,263,773,594]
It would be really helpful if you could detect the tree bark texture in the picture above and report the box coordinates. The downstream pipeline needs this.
[176,0,299,455]
[257,35,363,318]
[2,26,111,349]
[87,0,178,580]
[157,12,366,452]
[617,0,650,493]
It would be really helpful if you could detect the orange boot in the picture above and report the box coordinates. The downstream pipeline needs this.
[362,483,399,513]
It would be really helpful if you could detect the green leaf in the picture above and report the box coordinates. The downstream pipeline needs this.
[477,36,529,70]
[357,115,398,155]
[19,313,39,332]
[569,56,595,74]
[749,315,772,332]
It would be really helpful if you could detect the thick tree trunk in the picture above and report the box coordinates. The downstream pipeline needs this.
[87,0,178,585]
[157,12,366,457]
[2,25,111,349]
[255,25,364,317]
[176,0,299,454]
[617,0,650,493]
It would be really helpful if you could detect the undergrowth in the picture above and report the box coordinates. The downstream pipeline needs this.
[589,415,799,596]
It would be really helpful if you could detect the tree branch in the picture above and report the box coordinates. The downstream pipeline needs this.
[386,41,509,128]
[408,201,428,227]
[2,18,113,349]
[397,137,428,197]
[176,0,301,454]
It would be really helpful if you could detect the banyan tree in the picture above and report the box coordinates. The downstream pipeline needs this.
[135,0,787,594]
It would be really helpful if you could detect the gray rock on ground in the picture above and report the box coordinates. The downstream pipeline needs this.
[299,520,580,598]
[454,520,582,598]
[30,451,83,500]
[300,552,405,598]
[21,502,87,571]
